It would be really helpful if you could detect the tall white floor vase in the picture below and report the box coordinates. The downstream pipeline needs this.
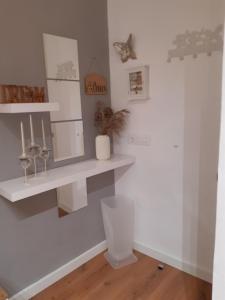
[96,135,111,160]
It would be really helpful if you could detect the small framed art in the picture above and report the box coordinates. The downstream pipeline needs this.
[127,66,149,101]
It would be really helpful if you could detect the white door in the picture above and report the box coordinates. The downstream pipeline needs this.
[213,23,225,300]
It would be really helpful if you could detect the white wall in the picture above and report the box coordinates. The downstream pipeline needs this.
[108,0,224,281]
[213,23,225,300]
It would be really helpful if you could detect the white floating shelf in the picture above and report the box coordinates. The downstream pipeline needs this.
[0,154,135,202]
[0,102,59,113]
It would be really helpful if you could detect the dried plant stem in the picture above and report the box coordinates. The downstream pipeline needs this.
[95,101,129,136]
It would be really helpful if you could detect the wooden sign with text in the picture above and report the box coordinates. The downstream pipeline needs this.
[0,85,45,103]
[85,73,107,95]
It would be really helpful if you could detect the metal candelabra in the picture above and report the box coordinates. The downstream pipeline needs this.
[19,116,50,184]
[19,154,32,184]
[39,146,50,175]
[28,143,41,177]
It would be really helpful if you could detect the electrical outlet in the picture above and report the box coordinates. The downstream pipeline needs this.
[127,134,151,146]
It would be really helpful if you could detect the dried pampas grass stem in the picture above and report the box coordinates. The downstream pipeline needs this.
[95,101,129,136]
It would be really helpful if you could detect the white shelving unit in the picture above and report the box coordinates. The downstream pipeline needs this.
[0,102,59,113]
[0,154,135,202]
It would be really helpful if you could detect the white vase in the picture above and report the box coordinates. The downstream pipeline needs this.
[96,135,111,160]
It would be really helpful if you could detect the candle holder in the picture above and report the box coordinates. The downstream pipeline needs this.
[39,147,50,175]
[19,154,32,184]
[28,143,41,177]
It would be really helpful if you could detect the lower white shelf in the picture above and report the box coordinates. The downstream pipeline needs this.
[0,154,135,202]
[0,102,59,113]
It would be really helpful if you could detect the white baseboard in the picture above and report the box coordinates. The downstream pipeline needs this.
[10,240,211,300]
[10,241,107,300]
[134,241,212,283]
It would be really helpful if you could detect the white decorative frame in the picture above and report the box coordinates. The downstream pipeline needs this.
[127,66,149,101]
[43,33,85,163]
[43,33,80,80]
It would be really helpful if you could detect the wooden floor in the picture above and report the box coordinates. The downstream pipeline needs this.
[32,251,211,300]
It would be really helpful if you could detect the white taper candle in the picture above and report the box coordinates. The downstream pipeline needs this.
[29,114,35,145]
[20,121,26,156]
[41,119,46,148]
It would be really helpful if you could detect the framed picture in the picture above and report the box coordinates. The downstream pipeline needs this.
[43,33,80,80]
[127,66,149,101]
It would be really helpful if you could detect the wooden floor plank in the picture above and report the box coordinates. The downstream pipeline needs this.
[32,251,211,300]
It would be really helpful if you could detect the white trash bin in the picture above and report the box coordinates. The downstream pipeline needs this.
[101,195,137,269]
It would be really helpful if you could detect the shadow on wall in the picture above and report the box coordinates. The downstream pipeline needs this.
[0,190,57,295]
[0,190,57,220]
[182,55,222,284]
[0,170,115,221]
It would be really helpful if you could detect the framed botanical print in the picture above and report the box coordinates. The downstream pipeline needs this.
[127,66,149,101]
[43,33,80,80]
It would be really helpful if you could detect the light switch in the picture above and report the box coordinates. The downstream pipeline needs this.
[127,134,151,146]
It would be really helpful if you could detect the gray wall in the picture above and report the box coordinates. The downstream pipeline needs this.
[0,0,114,296]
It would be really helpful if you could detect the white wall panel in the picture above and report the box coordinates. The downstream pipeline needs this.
[108,0,223,279]
[43,33,80,80]
[51,121,84,162]
[47,80,82,121]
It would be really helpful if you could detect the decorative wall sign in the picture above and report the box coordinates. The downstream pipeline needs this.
[167,25,224,63]
[113,34,137,63]
[0,85,45,103]
[127,66,149,101]
[85,73,107,95]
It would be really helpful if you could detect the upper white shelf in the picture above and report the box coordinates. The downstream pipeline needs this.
[0,154,135,202]
[0,102,59,113]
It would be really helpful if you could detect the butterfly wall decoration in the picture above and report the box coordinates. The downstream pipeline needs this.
[113,34,137,63]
